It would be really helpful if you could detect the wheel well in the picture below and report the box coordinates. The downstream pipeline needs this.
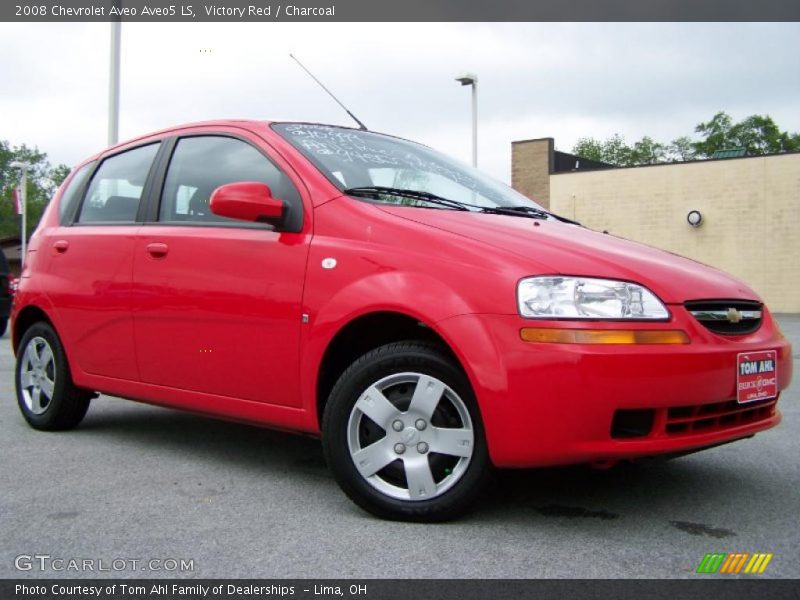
[11,306,53,354]
[316,312,458,426]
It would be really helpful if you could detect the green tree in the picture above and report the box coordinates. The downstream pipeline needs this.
[693,112,800,157]
[572,134,634,166]
[572,112,800,166]
[603,134,634,166]
[51,164,71,189]
[0,140,70,239]
[667,136,696,162]
[691,111,734,157]
[630,136,666,165]
[572,137,605,162]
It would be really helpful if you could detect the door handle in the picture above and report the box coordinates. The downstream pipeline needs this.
[146,242,169,258]
[53,240,69,254]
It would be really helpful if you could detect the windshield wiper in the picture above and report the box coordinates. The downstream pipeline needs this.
[481,205,582,226]
[343,186,470,211]
[344,187,581,225]
[480,205,549,220]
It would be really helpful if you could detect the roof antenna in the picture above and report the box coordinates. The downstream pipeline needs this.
[290,53,368,131]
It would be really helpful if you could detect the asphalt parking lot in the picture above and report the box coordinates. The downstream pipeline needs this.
[0,317,798,579]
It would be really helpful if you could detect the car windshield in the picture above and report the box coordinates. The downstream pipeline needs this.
[272,123,546,211]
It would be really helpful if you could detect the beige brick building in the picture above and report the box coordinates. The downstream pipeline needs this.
[511,138,800,312]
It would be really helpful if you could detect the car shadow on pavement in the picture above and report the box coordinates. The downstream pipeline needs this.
[76,400,331,478]
[69,397,771,528]
[478,457,753,529]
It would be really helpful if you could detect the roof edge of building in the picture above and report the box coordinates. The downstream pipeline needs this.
[511,137,554,145]
[549,148,800,175]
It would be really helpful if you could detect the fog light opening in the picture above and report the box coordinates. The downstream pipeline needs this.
[611,409,656,439]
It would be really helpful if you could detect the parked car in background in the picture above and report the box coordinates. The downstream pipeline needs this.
[0,250,12,337]
[9,120,793,521]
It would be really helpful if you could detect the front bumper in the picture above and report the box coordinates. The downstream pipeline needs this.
[436,307,792,468]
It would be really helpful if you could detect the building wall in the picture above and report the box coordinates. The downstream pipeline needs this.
[511,138,553,209]
[547,153,800,312]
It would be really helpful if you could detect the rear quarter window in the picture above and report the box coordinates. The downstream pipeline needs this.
[58,162,95,224]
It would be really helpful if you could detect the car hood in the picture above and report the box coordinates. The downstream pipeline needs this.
[377,207,760,304]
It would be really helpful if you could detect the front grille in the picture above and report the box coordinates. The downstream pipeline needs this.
[664,398,777,436]
[685,300,763,335]
[612,397,778,442]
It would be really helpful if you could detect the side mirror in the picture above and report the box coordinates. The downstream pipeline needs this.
[209,182,285,225]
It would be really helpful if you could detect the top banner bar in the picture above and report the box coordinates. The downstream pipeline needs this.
[4,0,800,22]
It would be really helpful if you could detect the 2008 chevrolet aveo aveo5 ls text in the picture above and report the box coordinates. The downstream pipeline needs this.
[11,121,792,521]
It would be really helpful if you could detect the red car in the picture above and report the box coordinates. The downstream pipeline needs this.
[10,121,792,521]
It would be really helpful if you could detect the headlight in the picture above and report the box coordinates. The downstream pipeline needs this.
[518,276,669,320]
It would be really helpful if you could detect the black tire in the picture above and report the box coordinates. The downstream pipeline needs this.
[322,341,491,522]
[0,318,7,338]
[15,322,91,431]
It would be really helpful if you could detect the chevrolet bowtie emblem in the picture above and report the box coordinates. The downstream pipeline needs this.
[727,308,743,323]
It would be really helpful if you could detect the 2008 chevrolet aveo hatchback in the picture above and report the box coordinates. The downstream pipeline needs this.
[11,121,793,521]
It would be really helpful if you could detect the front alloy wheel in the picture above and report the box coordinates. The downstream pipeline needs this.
[348,372,474,501]
[323,342,490,521]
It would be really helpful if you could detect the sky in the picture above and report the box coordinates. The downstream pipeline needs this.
[1,22,799,183]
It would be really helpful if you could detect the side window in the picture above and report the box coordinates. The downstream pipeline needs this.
[77,143,160,224]
[58,162,94,223]
[159,136,302,228]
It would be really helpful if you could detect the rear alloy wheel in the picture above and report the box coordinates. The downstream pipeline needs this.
[323,342,490,521]
[15,322,92,430]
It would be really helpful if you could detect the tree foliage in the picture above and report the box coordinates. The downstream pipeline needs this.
[572,112,800,167]
[573,134,668,166]
[693,112,800,157]
[0,140,71,239]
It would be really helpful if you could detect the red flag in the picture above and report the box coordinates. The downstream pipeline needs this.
[12,187,23,215]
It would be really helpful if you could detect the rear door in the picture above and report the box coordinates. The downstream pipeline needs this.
[43,142,161,380]
[132,128,311,406]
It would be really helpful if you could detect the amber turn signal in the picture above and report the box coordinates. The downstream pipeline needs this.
[520,328,690,345]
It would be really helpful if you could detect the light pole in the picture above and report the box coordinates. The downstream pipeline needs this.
[9,161,30,269]
[455,73,478,167]
[108,2,122,146]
